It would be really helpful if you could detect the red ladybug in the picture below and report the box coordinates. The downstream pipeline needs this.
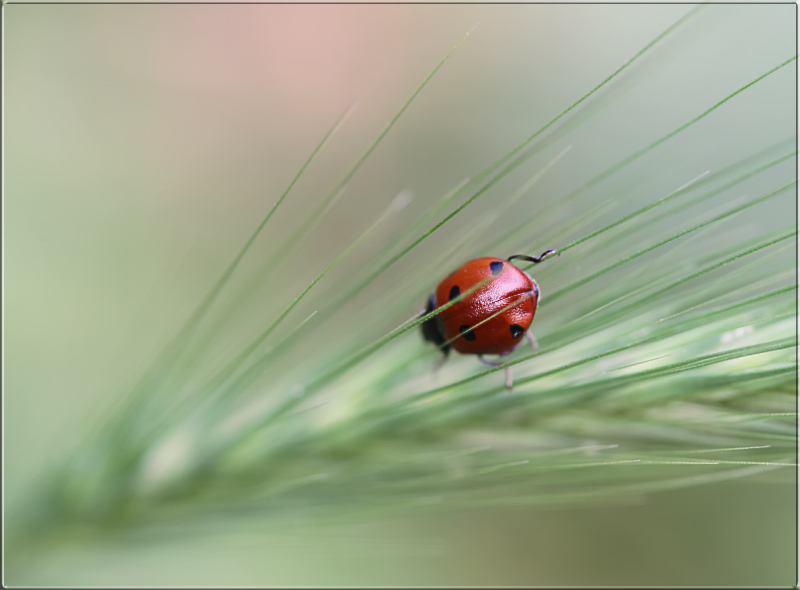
[420,250,556,388]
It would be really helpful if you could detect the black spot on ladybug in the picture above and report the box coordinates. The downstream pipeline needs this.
[459,324,477,341]
[510,324,525,338]
[449,285,461,301]
[489,260,504,274]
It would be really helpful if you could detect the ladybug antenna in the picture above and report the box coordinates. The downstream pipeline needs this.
[508,249,557,264]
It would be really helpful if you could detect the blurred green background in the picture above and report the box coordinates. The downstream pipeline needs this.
[5,3,796,585]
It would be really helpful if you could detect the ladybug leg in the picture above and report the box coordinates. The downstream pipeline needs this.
[526,332,539,352]
[478,355,514,390]
[478,354,502,367]
[507,250,557,264]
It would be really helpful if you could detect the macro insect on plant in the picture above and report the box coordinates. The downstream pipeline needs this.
[5,3,796,586]
[421,250,557,388]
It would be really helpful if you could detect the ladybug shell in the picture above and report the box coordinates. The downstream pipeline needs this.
[434,257,539,356]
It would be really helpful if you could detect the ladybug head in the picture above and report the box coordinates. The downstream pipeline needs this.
[420,295,450,356]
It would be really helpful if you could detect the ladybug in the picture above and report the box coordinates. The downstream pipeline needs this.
[420,250,556,388]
